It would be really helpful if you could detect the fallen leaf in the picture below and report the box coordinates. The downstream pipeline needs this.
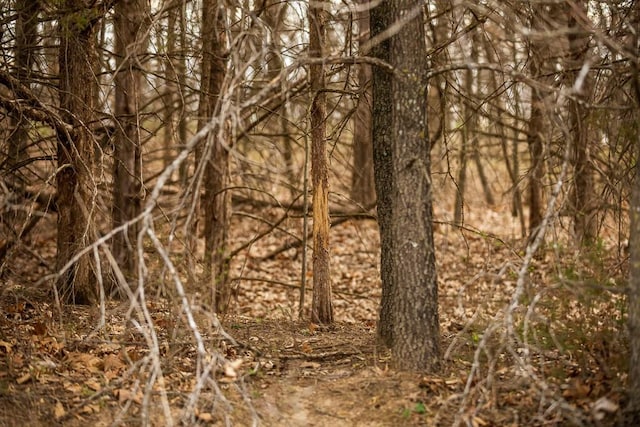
[115,388,142,404]
[300,361,321,369]
[54,401,65,420]
[472,416,488,426]
[103,353,125,373]
[16,373,31,384]
[592,397,619,420]
[197,412,214,422]
[85,379,101,392]
[224,358,244,378]
[0,341,12,354]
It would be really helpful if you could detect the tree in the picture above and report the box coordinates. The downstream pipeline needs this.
[372,0,440,371]
[626,5,640,423]
[309,0,333,324]
[7,0,39,194]
[525,3,553,241]
[198,0,232,313]
[371,0,394,347]
[55,1,103,304]
[112,0,149,290]
[350,0,376,207]
[565,0,596,245]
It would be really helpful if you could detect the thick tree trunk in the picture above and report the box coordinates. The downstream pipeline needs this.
[56,1,100,304]
[629,129,640,424]
[389,0,439,371]
[309,0,333,324]
[373,0,440,371]
[112,0,148,291]
[626,12,640,424]
[198,0,231,313]
[350,0,376,207]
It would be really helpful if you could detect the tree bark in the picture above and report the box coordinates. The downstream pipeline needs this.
[371,0,394,346]
[56,1,100,304]
[626,8,640,423]
[7,0,39,194]
[198,0,231,313]
[309,0,333,324]
[373,0,440,371]
[112,0,148,291]
[566,1,596,245]
[526,4,550,241]
[350,0,376,207]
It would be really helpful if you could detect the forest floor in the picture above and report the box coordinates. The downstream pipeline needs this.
[0,192,630,426]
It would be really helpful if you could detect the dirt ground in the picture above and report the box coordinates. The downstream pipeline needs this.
[0,195,629,426]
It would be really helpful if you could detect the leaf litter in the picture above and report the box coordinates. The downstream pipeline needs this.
[0,186,629,426]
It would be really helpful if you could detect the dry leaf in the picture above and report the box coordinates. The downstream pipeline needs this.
[592,397,619,420]
[472,416,488,426]
[224,358,244,378]
[300,361,321,369]
[301,342,313,354]
[197,412,214,422]
[115,388,142,404]
[85,379,101,392]
[16,373,31,384]
[54,401,66,420]
[0,341,12,354]
[103,353,125,373]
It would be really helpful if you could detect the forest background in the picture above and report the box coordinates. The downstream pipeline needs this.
[0,0,639,425]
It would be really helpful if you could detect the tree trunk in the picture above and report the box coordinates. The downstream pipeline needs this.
[526,5,549,241]
[56,1,100,304]
[626,10,640,424]
[566,1,596,245]
[198,0,231,313]
[373,0,440,371]
[308,0,333,324]
[112,0,148,291]
[350,0,376,207]
[262,0,295,199]
[371,0,394,347]
[7,0,38,193]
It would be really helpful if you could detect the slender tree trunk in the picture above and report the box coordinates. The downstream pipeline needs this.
[56,1,100,304]
[566,1,596,245]
[526,5,548,241]
[7,0,39,194]
[163,3,179,171]
[454,32,480,224]
[350,0,376,207]
[198,0,231,313]
[308,0,333,324]
[262,0,295,198]
[112,0,148,291]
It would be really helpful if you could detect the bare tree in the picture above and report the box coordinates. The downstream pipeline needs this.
[626,3,640,423]
[566,0,596,245]
[372,0,440,371]
[309,0,333,324]
[197,0,232,313]
[55,0,105,304]
[350,0,376,207]
[6,0,39,193]
[112,0,149,290]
